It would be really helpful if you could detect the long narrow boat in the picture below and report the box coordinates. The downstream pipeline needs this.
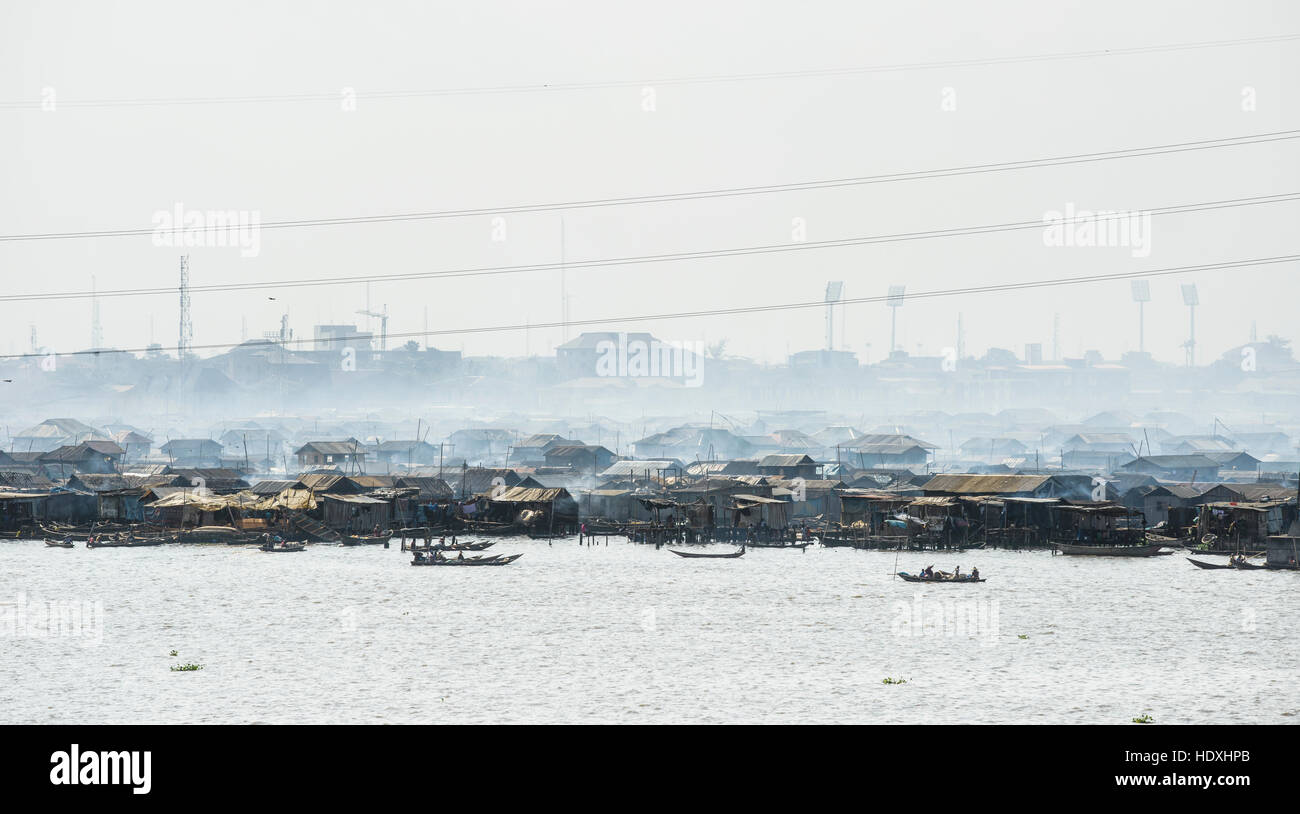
[1187,557,1268,570]
[86,538,166,549]
[1053,541,1169,557]
[45,539,74,548]
[260,541,306,552]
[411,553,523,566]
[746,541,809,550]
[176,526,259,545]
[340,533,390,546]
[428,540,495,551]
[669,546,746,559]
[897,571,986,583]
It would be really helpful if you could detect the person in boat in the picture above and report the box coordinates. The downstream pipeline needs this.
[456,550,464,561]
[922,565,934,579]
[970,566,979,581]
[952,565,961,580]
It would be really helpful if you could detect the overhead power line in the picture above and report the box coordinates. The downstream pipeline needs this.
[1,32,1295,110]
[5,254,1296,361]
[2,129,1297,244]
[0,191,1295,303]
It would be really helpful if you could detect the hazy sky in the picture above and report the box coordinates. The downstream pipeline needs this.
[2,0,1297,365]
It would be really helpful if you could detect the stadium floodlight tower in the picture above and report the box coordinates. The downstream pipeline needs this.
[1130,279,1150,354]
[1181,283,1199,367]
[824,281,844,351]
[886,284,906,354]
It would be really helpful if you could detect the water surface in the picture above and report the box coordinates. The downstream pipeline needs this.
[2,538,1295,724]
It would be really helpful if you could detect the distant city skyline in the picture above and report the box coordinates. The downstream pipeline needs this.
[3,1,1298,366]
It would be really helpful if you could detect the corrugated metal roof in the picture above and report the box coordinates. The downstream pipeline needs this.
[601,460,680,477]
[491,486,573,503]
[731,494,786,506]
[249,479,297,495]
[1121,455,1219,469]
[758,454,815,467]
[322,494,389,504]
[922,474,1050,494]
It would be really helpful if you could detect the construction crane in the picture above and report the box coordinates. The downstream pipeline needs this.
[355,305,389,351]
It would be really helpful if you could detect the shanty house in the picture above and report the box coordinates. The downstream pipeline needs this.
[164,467,251,494]
[631,425,754,461]
[369,440,442,469]
[294,440,367,471]
[756,454,820,479]
[446,429,517,463]
[511,434,575,465]
[1061,433,1137,470]
[729,494,788,529]
[66,473,146,521]
[543,444,616,474]
[112,430,154,461]
[485,486,580,532]
[1123,483,1205,527]
[13,418,102,452]
[38,441,125,475]
[1118,455,1220,482]
[159,439,224,467]
[837,434,937,470]
[320,494,392,532]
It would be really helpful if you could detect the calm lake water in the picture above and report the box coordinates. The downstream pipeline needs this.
[2,537,1297,724]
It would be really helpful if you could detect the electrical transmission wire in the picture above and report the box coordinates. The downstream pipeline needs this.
[2,130,1297,244]
[1,190,1295,303]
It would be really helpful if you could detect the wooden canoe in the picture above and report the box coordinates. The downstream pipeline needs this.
[411,553,522,566]
[669,546,746,559]
[260,542,306,552]
[340,534,390,546]
[1187,557,1267,570]
[86,538,166,548]
[1053,542,1169,557]
[897,571,986,583]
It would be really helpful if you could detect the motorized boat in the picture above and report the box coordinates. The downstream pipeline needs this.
[896,571,986,583]
[669,546,746,559]
[1186,557,1267,570]
[260,541,306,552]
[1053,542,1169,557]
[340,533,390,546]
[411,552,522,566]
